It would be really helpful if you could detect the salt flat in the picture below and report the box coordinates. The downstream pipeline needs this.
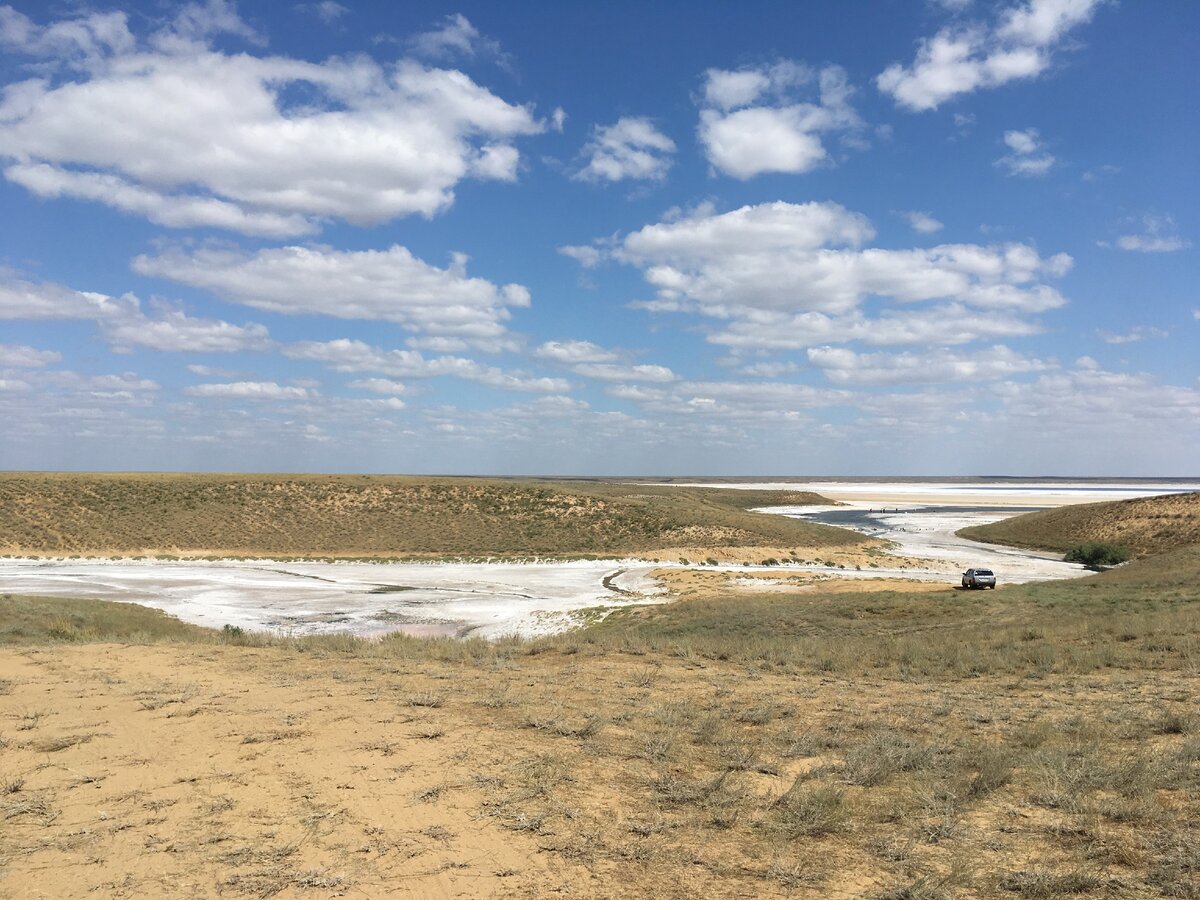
[0,558,666,639]
[667,479,1200,507]
[7,479,1186,637]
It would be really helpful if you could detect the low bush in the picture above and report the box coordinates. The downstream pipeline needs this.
[1064,542,1131,567]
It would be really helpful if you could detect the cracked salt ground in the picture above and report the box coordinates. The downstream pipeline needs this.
[0,558,668,639]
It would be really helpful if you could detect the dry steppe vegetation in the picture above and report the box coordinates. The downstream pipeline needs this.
[2,544,1198,898]
[0,472,852,560]
[959,492,1200,558]
[2,480,1198,897]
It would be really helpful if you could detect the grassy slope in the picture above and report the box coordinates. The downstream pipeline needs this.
[958,490,1200,557]
[0,472,857,559]
[0,593,208,645]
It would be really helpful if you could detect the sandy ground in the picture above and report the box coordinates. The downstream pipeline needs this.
[3,638,1195,899]
[0,643,586,900]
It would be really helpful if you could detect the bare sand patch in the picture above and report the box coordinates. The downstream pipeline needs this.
[0,644,585,899]
[652,567,953,598]
[632,541,925,568]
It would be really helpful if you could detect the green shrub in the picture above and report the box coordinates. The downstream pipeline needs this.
[1063,542,1130,567]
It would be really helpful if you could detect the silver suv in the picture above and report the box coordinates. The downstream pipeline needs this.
[962,568,997,589]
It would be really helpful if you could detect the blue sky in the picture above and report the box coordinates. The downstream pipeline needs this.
[1,0,1197,475]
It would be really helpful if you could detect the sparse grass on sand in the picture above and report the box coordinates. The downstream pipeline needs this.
[959,490,1200,558]
[0,472,857,560]
[2,545,1197,898]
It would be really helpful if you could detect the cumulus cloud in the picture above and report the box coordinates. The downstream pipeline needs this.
[697,62,863,179]
[347,378,410,395]
[902,210,945,233]
[1098,326,1168,344]
[535,340,619,364]
[0,272,271,353]
[100,304,273,354]
[996,128,1055,176]
[574,117,676,183]
[709,305,1047,351]
[284,338,570,393]
[296,2,349,24]
[740,360,800,377]
[185,381,311,400]
[557,245,605,268]
[993,362,1200,431]
[614,201,1071,350]
[1113,215,1191,253]
[0,273,131,320]
[0,7,543,236]
[878,0,1104,111]
[534,340,676,383]
[572,363,677,383]
[0,5,135,64]
[134,244,530,344]
[606,378,849,426]
[0,344,61,367]
[406,13,505,64]
[807,344,1053,385]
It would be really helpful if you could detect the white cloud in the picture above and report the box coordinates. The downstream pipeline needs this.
[5,163,313,238]
[572,363,677,383]
[740,360,800,377]
[1114,215,1191,253]
[0,344,61,367]
[100,304,273,354]
[557,245,604,268]
[348,378,410,395]
[1098,326,1168,345]
[996,128,1055,176]
[1116,236,1190,253]
[807,344,1053,385]
[535,340,619,364]
[710,305,1047,351]
[607,378,849,426]
[902,210,944,233]
[1081,164,1119,182]
[157,0,264,48]
[0,274,131,320]
[0,272,271,353]
[134,244,530,343]
[284,338,570,393]
[615,201,1071,350]
[878,0,1104,111]
[697,63,863,179]
[406,13,504,63]
[297,2,349,24]
[186,381,311,400]
[0,9,543,235]
[993,362,1200,431]
[187,364,243,378]
[574,117,676,183]
[0,5,135,64]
